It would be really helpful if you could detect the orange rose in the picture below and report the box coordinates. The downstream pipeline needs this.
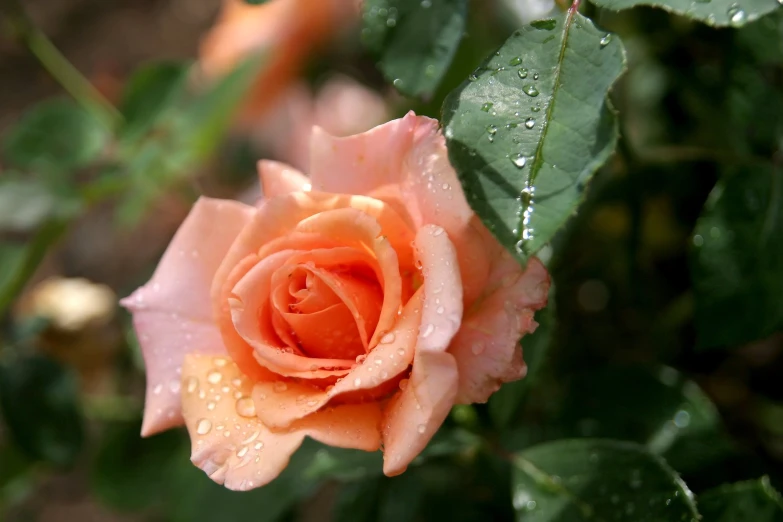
[122,113,549,490]
[200,0,357,123]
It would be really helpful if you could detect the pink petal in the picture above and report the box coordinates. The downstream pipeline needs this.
[450,255,550,404]
[309,112,490,305]
[382,225,463,475]
[181,354,380,491]
[257,160,310,198]
[121,197,254,436]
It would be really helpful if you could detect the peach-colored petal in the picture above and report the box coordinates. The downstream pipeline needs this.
[252,289,423,429]
[382,225,464,475]
[181,354,380,491]
[450,255,550,404]
[309,112,490,305]
[230,251,353,378]
[211,192,414,315]
[121,197,254,436]
[258,160,310,198]
[293,208,405,347]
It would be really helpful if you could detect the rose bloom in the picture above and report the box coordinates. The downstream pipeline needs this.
[122,113,549,490]
[200,0,358,124]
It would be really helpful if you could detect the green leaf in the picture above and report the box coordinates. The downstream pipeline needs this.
[690,164,783,349]
[91,421,186,511]
[442,12,626,260]
[362,0,468,99]
[556,365,732,473]
[0,179,80,233]
[590,0,781,28]
[2,99,109,174]
[699,477,783,521]
[303,447,383,482]
[512,439,700,521]
[333,479,382,522]
[488,303,554,429]
[118,61,189,141]
[0,356,85,467]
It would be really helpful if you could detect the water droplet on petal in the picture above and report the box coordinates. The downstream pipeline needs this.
[354,377,362,387]
[421,323,435,338]
[399,379,409,390]
[254,441,264,450]
[153,384,163,395]
[236,397,256,418]
[417,424,426,434]
[273,382,288,392]
[207,371,223,385]
[380,332,396,344]
[237,446,249,458]
[185,377,199,394]
[472,343,485,355]
[196,419,212,435]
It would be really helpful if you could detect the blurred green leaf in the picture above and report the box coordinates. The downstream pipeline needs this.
[118,61,189,141]
[442,12,625,260]
[167,437,323,522]
[0,179,80,233]
[489,302,554,429]
[512,439,700,521]
[690,164,783,349]
[555,365,732,472]
[590,0,780,28]
[304,447,383,482]
[91,421,186,511]
[1,99,109,174]
[117,54,264,224]
[332,479,382,522]
[362,0,468,99]
[699,476,783,521]
[0,355,84,467]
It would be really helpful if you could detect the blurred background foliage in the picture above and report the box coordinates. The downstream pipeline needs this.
[0,0,781,520]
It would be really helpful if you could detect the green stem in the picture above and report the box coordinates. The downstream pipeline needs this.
[1,0,122,129]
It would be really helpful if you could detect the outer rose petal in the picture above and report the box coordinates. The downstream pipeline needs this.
[182,354,381,491]
[121,198,254,436]
[382,225,463,475]
[258,160,310,197]
[450,255,550,404]
[309,112,490,304]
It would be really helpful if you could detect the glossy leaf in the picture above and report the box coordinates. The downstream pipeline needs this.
[512,439,700,521]
[362,0,468,99]
[0,356,84,467]
[699,477,783,521]
[556,365,732,473]
[1,99,109,174]
[690,164,783,349]
[590,0,780,28]
[443,12,626,260]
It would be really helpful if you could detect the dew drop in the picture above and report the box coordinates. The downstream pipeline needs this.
[237,446,249,458]
[207,401,216,411]
[510,154,527,168]
[213,358,227,368]
[417,424,426,434]
[374,357,383,365]
[471,343,485,355]
[236,397,256,418]
[727,4,746,24]
[153,383,163,395]
[273,381,288,392]
[518,68,528,79]
[523,85,540,97]
[354,377,362,387]
[207,371,223,385]
[399,378,409,390]
[380,332,396,344]
[599,33,613,47]
[254,441,265,450]
[481,102,493,112]
[196,418,212,435]
[508,56,523,66]
[524,117,536,129]
[185,377,199,394]
[169,379,181,394]
[421,323,435,338]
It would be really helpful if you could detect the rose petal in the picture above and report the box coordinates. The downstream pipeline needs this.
[121,197,254,436]
[258,160,310,197]
[182,354,380,491]
[309,112,490,305]
[450,255,550,404]
[293,208,406,347]
[251,289,423,429]
[382,225,464,475]
[212,192,414,316]
[229,251,353,378]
